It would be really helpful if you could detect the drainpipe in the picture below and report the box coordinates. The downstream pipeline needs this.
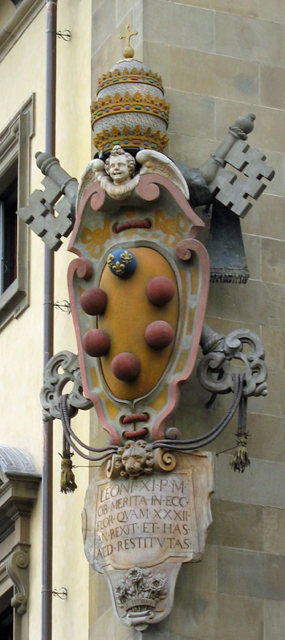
[42,2,57,640]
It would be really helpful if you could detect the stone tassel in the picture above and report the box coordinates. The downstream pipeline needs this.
[59,432,77,493]
[230,396,250,473]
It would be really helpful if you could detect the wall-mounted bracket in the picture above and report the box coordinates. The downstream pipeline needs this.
[57,30,71,41]
[198,323,268,397]
[40,350,92,421]
[52,587,68,599]
[54,300,71,313]
[7,549,29,615]
[0,446,41,622]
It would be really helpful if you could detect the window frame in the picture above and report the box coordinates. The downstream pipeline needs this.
[0,446,41,640]
[0,592,13,640]
[0,170,18,296]
[0,94,35,330]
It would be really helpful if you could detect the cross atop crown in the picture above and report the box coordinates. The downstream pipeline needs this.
[120,24,138,59]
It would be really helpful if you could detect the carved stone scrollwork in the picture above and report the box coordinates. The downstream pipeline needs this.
[106,443,176,479]
[198,325,268,397]
[40,351,92,421]
[153,449,177,472]
[7,549,29,615]
[107,440,154,479]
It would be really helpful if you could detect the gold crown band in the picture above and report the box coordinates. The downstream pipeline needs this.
[91,91,170,127]
[97,67,164,94]
[93,124,168,154]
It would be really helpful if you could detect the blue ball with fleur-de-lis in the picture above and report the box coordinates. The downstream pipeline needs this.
[106,248,137,279]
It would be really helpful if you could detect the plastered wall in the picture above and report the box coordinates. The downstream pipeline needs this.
[0,1,92,638]
[90,1,285,639]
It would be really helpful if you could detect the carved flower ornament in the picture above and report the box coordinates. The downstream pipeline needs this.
[115,567,167,609]
[128,568,144,582]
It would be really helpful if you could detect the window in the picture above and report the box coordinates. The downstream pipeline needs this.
[0,95,34,330]
[0,166,17,296]
[0,592,13,640]
[0,446,41,640]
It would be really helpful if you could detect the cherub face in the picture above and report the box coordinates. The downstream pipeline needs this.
[109,155,130,185]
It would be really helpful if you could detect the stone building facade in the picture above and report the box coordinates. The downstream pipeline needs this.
[90,3,285,640]
[0,1,284,640]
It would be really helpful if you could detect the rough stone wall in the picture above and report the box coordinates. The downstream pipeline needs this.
[90,2,285,639]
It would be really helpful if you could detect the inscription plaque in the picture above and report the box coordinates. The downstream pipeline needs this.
[83,452,213,573]
[82,452,213,629]
[94,472,197,570]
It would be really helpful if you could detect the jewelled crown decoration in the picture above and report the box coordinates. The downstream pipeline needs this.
[91,24,169,154]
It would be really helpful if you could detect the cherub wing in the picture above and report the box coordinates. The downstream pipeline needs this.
[136,149,189,199]
[76,159,106,207]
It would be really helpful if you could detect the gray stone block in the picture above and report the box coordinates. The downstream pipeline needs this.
[158,589,217,639]
[170,48,259,102]
[143,40,171,87]
[165,89,215,139]
[208,500,264,551]
[216,12,284,66]
[183,544,217,593]
[264,600,285,640]
[218,546,285,600]
[259,0,285,23]
[144,0,215,53]
[264,507,285,555]
[92,0,116,54]
[261,238,285,285]
[166,0,259,18]
[207,280,285,328]
[245,414,285,463]
[168,133,218,169]
[261,326,285,373]
[116,0,138,24]
[215,455,285,508]
[242,234,261,280]
[261,65,285,109]
[217,593,264,640]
